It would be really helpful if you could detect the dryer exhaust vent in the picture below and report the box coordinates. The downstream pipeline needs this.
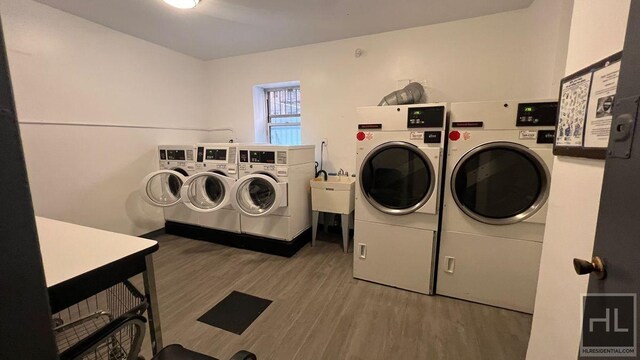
[378,82,425,106]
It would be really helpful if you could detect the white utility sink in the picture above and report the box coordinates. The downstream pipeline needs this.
[310,175,356,253]
[310,176,355,214]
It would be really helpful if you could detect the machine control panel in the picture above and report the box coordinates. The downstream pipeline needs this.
[160,150,166,160]
[516,102,558,127]
[166,150,186,161]
[537,130,556,144]
[423,131,442,144]
[197,147,228,162]
[407,106,445,128]
[205,149,227,161]
[277,151,288,164]
[197,147,204,162]
[239,150,276,164]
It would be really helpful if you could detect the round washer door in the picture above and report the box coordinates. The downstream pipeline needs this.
[180,172,234,212]
[140,169,187,207]
[451,141,550,225]
[230,174,285,217]
[359,141,436,215]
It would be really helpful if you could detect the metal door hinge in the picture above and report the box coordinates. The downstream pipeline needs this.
[609,96,640,159]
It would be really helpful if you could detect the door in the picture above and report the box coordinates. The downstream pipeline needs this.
[230,174,287,216]
[359,141,436,215]
[0,19,58,358]
[577,2,640,358]
[180,172,235,212]
[451,141,550,225]
[140,169,187,207]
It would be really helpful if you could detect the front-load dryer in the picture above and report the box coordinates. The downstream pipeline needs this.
[353,103,447,295]
[437,100,557,313]
[179,143,241,233]
[140,145,198,226]
[232,145,315,241]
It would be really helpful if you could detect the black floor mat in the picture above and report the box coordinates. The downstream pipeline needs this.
[198,291,272,335]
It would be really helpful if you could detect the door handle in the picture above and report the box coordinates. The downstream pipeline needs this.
[573,256,606,279]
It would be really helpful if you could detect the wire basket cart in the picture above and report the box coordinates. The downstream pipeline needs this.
[52,280,148,360]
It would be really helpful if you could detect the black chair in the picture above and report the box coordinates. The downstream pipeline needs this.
[59,313,256,360]
[152,345,256,360]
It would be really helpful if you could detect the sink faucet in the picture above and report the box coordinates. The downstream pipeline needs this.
[338,168,345,177]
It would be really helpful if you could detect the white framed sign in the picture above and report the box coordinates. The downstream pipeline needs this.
[554,52,622,159]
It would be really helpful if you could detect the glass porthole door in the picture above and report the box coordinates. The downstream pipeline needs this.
[359,141,436,215]
[140,170,187,207]
[451,142,550,225]
[180,172,234,212]
[230,174,287,217]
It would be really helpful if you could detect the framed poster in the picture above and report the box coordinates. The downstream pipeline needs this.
[554,51,623,159]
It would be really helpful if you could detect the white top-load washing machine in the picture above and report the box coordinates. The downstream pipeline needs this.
[140,145,199,226]
[353,103,447,295]
[178,143,241,233]
[232,145,315,241]
[437,100,557,313]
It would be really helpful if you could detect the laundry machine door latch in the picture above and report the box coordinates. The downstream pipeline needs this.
[444,256,456,274]
[358,243,367,259]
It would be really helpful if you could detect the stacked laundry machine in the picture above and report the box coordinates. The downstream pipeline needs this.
[353,104,447,294]
[140,143,316,256]
[351,100,557,313]
[436,100,557,313]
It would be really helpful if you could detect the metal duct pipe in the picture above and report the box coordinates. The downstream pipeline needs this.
[378,82,425,106]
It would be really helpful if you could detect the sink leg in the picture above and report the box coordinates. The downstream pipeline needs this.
[312,211,319,247]
[323,213,331,233]
[341,213,350,253]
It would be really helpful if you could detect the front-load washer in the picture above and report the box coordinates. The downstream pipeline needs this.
[353,103,447,295]
[140,145,198,226]
[232,145,315,241]
[437,100,558,313]
[179,143,241,233]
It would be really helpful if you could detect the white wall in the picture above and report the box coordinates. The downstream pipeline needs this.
[1,0,223,235]
[526,1,631,359]
[1,0,574,236]
[206,0,572,173]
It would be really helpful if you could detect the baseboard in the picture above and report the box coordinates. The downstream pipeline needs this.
[139,227,165,239]
[165,221,311,258]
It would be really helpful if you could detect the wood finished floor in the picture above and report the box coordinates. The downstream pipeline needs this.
[137,232,532,360]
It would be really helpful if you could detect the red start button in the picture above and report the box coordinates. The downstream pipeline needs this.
[356,131,366,141]
[449,131,461,141]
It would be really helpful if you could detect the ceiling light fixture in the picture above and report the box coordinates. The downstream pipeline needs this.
[162,0,200,9]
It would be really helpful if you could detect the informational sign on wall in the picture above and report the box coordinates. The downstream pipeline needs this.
[553,52,622,159]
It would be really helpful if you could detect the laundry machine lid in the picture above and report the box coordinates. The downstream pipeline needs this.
[140,169,187,207]
[230,174,287,217]
[359,141,436,215]
[180,172,235,213]
[451,141,550,225]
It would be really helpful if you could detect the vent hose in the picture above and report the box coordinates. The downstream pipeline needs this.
[378,82,425,106]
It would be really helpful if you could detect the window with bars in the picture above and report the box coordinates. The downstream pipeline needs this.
[266,87,301,145]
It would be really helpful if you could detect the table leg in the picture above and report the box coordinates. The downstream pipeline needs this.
[143,255,163,355]
[341,213,350,253]
[312,211,319,247]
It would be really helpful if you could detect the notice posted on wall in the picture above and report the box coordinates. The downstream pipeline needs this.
[556,73,591,147]
[583,60,621,148]
[553,51,623,159]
